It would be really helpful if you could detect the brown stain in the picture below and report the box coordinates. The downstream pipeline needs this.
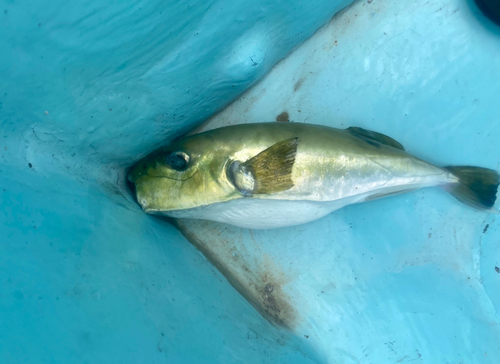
[174,219,297,330]
[276,111,289,122]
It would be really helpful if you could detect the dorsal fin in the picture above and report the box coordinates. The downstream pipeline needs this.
[347,127,405,151]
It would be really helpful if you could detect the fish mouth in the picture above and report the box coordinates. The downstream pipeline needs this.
[131,177,181,213]
[137,199,164,213]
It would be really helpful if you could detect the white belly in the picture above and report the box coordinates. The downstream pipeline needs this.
[165,197,360,229]
[162,178,452,229]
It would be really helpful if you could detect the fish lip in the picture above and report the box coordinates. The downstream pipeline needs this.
[143,207,168,215]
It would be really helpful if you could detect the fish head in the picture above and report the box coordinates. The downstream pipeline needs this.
[127,133,238,214]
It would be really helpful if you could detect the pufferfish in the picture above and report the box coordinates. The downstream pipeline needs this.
[127,123,499,229]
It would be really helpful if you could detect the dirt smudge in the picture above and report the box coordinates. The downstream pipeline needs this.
[174,219,297,329]
[276,111,289,122]
[293,78,305,92]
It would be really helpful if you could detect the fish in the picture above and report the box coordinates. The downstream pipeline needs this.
[127,122,499,229]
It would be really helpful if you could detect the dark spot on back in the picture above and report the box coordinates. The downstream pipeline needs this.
[276,111,289,122]
[28,163,32,168]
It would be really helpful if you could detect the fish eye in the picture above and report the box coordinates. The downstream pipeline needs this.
[166,151,190,171]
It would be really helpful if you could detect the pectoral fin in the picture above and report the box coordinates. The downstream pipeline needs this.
[348,127,405,151]
[227,138,299,196]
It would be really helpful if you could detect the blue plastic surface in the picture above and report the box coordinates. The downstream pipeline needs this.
[0,164,321,363]
[1,0,500,363]
[182,0,500,362]
[0,0,352,363]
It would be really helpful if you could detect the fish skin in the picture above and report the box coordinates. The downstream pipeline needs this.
[128,122,459,228]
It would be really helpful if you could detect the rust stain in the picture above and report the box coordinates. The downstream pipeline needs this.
[276,111,289,122]
[174,219,297,329]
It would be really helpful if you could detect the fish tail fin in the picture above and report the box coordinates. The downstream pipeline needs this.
[444,166,499,211]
